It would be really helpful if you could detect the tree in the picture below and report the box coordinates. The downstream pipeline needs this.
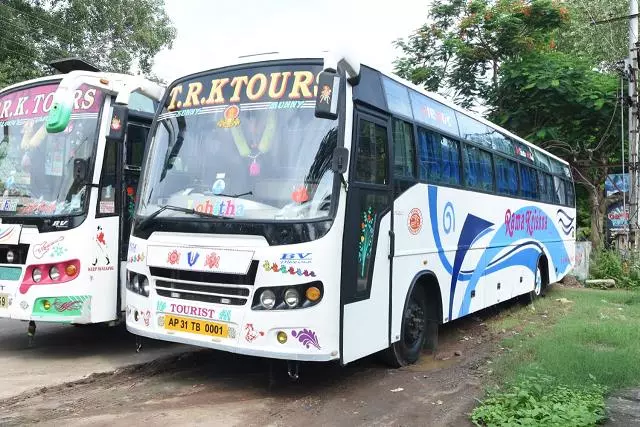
[393,0,568,110]
[556,0,627,70]
[490,51,621,248]
[393,0,624,248]
[0,0,176,88]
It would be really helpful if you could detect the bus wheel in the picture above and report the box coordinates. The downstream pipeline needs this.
[382,285,428,368]
[521,262,546,305]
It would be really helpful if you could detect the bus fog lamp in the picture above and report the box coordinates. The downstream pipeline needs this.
[65,264,77,277]
[49,266,60,281]
[43,300,51,310]
[277,331,287,344]
[305,286,321,302]
[6,250,15,263]
[32,268,42,283]
[284,288,300,308]
[260,289,276,309]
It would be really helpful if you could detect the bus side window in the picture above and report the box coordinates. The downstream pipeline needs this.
[391,119,415,178]
[417,127,461,186]
[554,177,566,205]
[495,155,518,196]
[565,180,575,207]
[355,120,388,185]
[463,144,493,192]
[97,141,118,216]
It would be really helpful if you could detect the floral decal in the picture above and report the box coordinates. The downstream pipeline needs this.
[167,249,180,265]
[358,206,376,278]
[262,260,315,277]
[205,251,220,269]
[291,329,321,350]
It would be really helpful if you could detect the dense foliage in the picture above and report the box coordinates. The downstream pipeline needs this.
[0,0,176,88]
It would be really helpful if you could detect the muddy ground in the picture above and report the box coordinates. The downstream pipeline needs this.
[0,300,525,427]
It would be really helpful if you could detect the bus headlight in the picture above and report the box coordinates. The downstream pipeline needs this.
[32,268,42,283]
[284,288,300,308]
[127,272,150,298]
[6,250,15,263]
[49,266,60,281]
[260,289,276,310]
[141,277,150,297]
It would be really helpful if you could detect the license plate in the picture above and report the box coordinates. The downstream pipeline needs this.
[0,293,8,308]
[164,315,228,338]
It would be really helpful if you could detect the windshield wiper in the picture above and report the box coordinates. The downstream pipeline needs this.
[213,191,253,198]
[137,204,232,229]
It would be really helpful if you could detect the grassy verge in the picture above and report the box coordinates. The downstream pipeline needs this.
[471,285,640,426]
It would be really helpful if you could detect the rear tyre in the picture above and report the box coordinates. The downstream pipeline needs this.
[382,285,433,368]
[520,261,546,305]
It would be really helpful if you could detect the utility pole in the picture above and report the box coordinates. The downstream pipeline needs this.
[629,0,639,250]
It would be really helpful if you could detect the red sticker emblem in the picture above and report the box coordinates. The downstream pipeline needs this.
[408,208,422,235]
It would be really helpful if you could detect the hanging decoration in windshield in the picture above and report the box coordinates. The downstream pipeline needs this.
[144,63,338,222]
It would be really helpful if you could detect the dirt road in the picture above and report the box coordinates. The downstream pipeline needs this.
[0,310,503,427]
[0,318,190,399]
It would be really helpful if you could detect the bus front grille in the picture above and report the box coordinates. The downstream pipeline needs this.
[151,260,258,306]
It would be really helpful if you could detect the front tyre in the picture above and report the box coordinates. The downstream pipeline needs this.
[382,285,431,368]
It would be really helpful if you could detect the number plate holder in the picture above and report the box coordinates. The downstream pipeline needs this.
[164,315,228,338]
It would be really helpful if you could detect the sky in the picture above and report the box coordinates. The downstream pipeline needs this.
[151,0,432,83]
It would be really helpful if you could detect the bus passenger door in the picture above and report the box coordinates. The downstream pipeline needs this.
[340,110,393,364]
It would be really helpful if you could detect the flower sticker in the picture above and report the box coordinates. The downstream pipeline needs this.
[167,249,180,265]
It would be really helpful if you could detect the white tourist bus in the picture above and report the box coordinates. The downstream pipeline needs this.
[124,52,575,370]
[0,59,163,336]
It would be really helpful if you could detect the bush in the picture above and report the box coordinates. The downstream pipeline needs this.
[589,249,640,289]
[470,373,606,427]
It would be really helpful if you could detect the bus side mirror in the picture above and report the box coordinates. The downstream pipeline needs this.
[46,89,74,133]
[73,158,88,183]
[331,147,349,174]
[106,104,129,143]
[315,70,341,120]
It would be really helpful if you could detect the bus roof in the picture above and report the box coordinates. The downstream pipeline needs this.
[169,50,569,167]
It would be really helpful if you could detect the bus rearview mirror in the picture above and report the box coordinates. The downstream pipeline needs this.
[46,90,74,133]
[331,147,349,174]
[315,70,340,120]
[106,104,129,143]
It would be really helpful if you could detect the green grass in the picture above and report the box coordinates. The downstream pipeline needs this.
[471,285,640,426]
[489,286,640,391]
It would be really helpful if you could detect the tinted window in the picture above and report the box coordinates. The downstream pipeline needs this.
[392,119,415,178]
[463,144,493,191]
[538,172,554,203]
[457,114,489,146]
[495,156,518,196]
[417,127,461,185]
[566,180,575,206]
[382,77,412,118]
[125,124,149,168]
[519,165,539,199]
[410,91,459,136]
[355,119,388,185]
[554,177,566,205]
[97,141,118,215]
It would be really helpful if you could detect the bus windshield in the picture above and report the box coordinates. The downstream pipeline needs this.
[0,83,103,217]
[138,62,338,222]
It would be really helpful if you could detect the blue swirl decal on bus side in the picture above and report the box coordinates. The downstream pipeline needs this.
[447,214,494,321]
[443,202,455,234]
[557,209,575,236]
[426,185,572,320]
